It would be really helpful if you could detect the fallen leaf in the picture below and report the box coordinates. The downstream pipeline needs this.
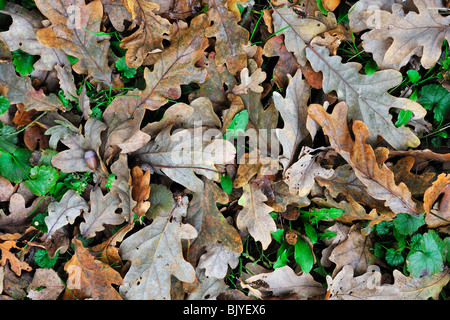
[328,225,379,276]
[244,265,326,299]
[119,196,197,300]
[120,0,172,68]
[322,0,340,11]
[80,188,124,239]
[237,180,277,250]
[197,243,240,279]
[131,166,151,217]
[135,126,235,193]
[186,178,242,263]
[309,102,418,215]
[205,0,249,75]
[64,238,123,300]
[0,235,32,276]
[27,268,65,300]
[44,189,89,239]
[306,45,426,150]
[35,0,113,87]
[358,0,450,69]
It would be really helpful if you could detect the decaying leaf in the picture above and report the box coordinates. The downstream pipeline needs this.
[205,0,249,75]
[237,180,277,250]
[186,178,242,263]
[80,188,124,239]
[309,102,418,215]
[135,126,235,193]
[35,0,113,87]
[131,166,151,217]
[244,265,326,299]
[306,45,426,150]
[64,238,123,300]
[0,234,32,276]
[120,0,172,68]
[358,0,450,69]
[197,243,240,279]
[119,195,197,299]
[27,268,65,300]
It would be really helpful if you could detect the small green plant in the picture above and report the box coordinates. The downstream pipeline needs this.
[373,213,449,277]
[270,207,343,273]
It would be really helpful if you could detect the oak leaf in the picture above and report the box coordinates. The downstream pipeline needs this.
[0,40,63,112]
[424,173,450,228]
[308,102,418,215]
[131,166,151,217]
[271,5,337,65]
[306,44,426,149]
[135,126,235,193]
[358,0,450,69]
[205,0,249,75]
[80,188,124,239]
[27,268,65,300]
[51,117,107,174]
[0,234,32,276]
[110,154,137,223]
[0,2,70,71]
[35,0,113,87]
[186,178,243,263]
[120,0,172,68]
[237,180,277,250]
[119,196,197,300]
[244,265,326,299]
[44,189,89,239]
[64,238,123,300]
[197,243,240,279]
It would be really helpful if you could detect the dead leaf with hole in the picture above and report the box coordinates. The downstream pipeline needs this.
[27,268,65,300]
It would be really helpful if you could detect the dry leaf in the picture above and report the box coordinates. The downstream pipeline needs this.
[244,265,326,299]
[237,180,277,250]
[27,268,65,300]
[186,178,242,263]
[197,243,240,279]
[131,166,151,217]
[119,196,197,300]
[120,0,172,68]
[205,0,249,75]
[306,44,426,150]
[0,235,32,276]
[35,0,113,87]
[358,0,450,69]
[308,102,418,215]
[64,238,123,300]
[80,188,124,239]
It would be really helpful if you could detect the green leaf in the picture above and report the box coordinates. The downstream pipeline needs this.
[0,0,6,10]
[0,148,32,183]
[375,220,393,235]
[395,109,412,127]
[373,243,384,258]
[35,249,59,268]
[105,173,116,190]
[364,60,378,75]
[116,56,137,79]
[294,239,314,273]
[304,222,317,245]
[24,165,59,196]
[309,208,343,225]
[146,184,174,219]
[406,70,420,83]
[224,110,249,140]
[393,213,425,235]
[11,49,37,76]
[0,95,9,115]
[419,84,450,122]
[32,212,48,233]
[444,237,450,262]
[407,233,444,277]
[273,247,290,269]
[271,228,284,243]
[220,174,233,195]
[385,248,404,266]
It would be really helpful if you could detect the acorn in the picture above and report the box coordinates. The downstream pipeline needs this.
[84,150,98,170]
